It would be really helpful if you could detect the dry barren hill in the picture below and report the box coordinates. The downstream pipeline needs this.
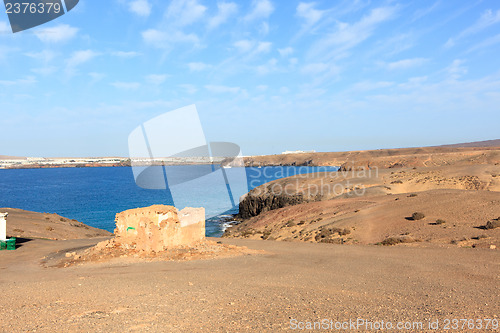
[226,147,500,248]
[436,139,500,148]
[244,140,500,168]
[1,208,112,240]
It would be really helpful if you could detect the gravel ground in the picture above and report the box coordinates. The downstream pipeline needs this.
[0,237,498,332]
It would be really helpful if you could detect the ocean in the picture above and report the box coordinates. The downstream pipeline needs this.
[0,165,338,236]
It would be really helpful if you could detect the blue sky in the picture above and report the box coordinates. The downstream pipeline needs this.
[0,0,499,157]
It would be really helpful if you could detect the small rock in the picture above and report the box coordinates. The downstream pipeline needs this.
[490,245,496,249]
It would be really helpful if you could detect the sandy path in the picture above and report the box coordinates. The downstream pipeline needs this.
[1,237,498,332]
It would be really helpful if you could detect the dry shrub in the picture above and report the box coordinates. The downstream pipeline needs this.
[412,212,425,221]
[485,218,500,230]
[380,235,416,246]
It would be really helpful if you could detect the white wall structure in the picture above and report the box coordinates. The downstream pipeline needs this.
[0,212,7,241]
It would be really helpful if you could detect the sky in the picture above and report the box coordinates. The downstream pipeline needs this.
[0,0,499,157]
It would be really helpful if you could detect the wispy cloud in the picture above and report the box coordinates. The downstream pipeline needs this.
[446,59,467,80]
[205,84,241,93]
[145,74,168,85]
[179,84,197,94]
[301,62,331,75]
[166,0,207,27]
[34,24,78,43]
[233,40,272,55]
[412,1,440,22]
[142,29,199,47]
[111,81,141,90]
[445,9,500,48]
[141,0,205,49]
[66,50,99,75]
[384,58,428,70]
[0,21,10,32]
[129,0,152,17]
[111,51,142,58]
[25,50,57,63]
[31,67,57,76]
[89,72,106,83]
[256,58,277,75]
[296,2,324,27]
[307,6,398,61]
[349,80,394,92]
[244,0,274,21]
[278,47,293,57]
[467,33,500,53]
[208,2,238,29]
[0,76,37,86]
[188,62,212,71]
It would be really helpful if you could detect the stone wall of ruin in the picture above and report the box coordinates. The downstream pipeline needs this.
[114,205,205,252]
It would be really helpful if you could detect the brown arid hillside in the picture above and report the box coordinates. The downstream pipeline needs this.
[436,138,500,148]
[243,145,500,169]
[1,208,112,240]
[225,147,500,248]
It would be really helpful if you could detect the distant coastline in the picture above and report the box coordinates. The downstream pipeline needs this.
[2,139,498,170]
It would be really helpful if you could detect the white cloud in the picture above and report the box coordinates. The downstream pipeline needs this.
[234,40,272,57]
[34,24,78,43]
[412,1,440,22]
[179,84,197,94]
[296,2,324,27]
[467,33,500,53]
[208,2,237,29]
[31,67,57,75]
[89,72,106,82]
[142,29,167,44]
[259,21,270,35]
[445,9,500,48]
[205,85,241,94]
[385,58,427,70]
[256,85,268,91]
[142,29,199,47]
[111,81,141,90]
[166,0,207,27]
[255,41,272,53]
[350,81,394,92]
[66,50,99,74]
[279,87,289,94]
[398,76,427,89]
[278,47,293,57]
[141,0,206,49]
[111,51,141,58]
[308,6,397,61]
[129,0,152,17]
[188,62,212,71]
[244,0,274,21]
[25,50,57,63]
[0,76,36,86]
[234,40,254,53]
[301,62,330,75]
[256,58,277,75]
[145,74,168,85]
[447,59,467,80]
[0,21,10,32]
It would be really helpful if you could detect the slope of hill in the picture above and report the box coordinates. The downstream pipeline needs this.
[1,208,112,240]
[436,139,500,148]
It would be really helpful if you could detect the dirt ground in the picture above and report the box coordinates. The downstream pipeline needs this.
[0,237,498,332]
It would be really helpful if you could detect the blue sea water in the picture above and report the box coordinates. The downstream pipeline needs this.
[0,165,338,236]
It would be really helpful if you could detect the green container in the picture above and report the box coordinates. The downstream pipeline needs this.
[0,241,6,250]
[6,238,16,250]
